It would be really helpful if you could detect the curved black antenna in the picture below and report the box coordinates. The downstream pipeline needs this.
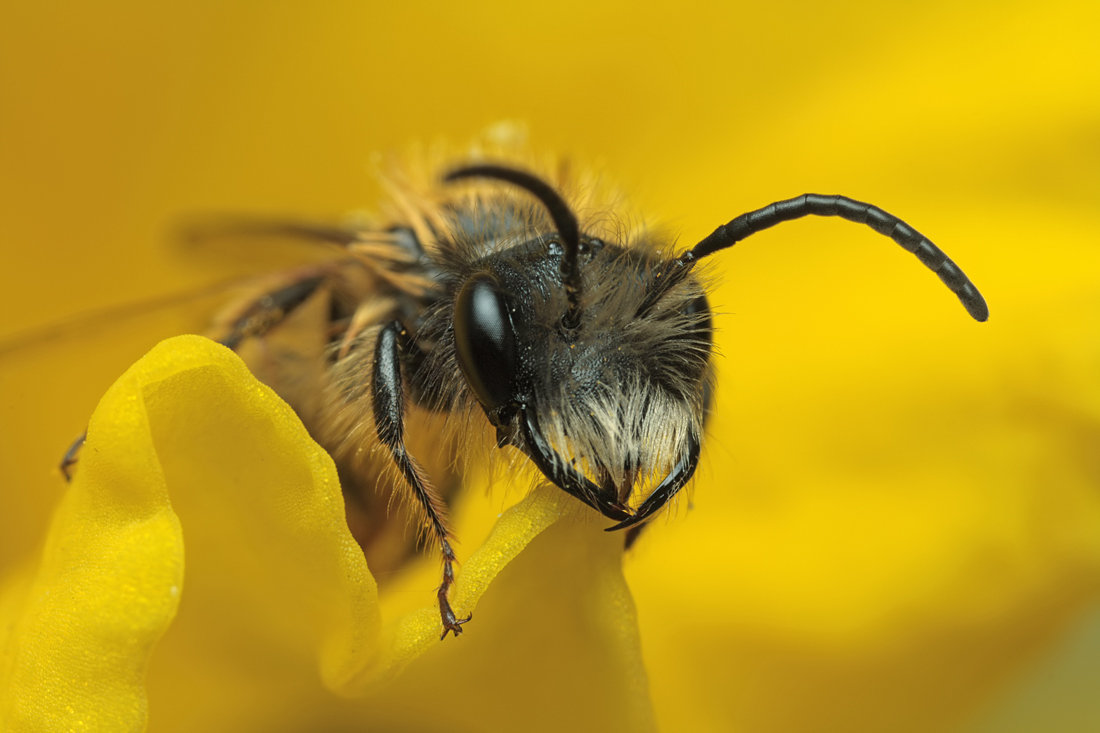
[445,165,584,327]
[682,194,989,322]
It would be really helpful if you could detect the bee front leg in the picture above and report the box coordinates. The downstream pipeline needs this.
[371,321,471,640]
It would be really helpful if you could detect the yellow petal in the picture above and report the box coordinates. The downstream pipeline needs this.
[0,351,186,730]
[2,335,654,731]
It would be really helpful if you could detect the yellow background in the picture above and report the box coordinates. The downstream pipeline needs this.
[2,1,1098,731]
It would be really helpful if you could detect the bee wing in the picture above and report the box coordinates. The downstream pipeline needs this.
[170,215,371,275]
[177,217,365,247]
[0,275,248,358]
[1,214,432,359]
[175,215,434,297]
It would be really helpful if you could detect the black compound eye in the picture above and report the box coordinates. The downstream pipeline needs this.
[454,273,517,412]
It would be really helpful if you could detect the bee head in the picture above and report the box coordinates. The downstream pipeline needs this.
[445,165,710,529]
[442,151,990,530]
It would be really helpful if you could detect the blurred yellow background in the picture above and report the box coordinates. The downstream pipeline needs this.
[1,1,1098,731]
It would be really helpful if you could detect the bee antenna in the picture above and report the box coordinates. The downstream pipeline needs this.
[683,194,989,322]
[445,164,583,327]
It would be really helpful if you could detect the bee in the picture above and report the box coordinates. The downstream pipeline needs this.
[60,156,989,641]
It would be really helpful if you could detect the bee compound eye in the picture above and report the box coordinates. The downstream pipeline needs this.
[454,273,517,412]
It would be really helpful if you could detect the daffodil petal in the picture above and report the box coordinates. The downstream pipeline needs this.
[4,335,652,731]
[117,335,381,690]
[1,335,380,730]
[0,348,186,731]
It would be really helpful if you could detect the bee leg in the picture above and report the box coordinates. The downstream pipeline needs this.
[372,320,471,640]
[59,432,87,482]
[217,275,326,350]
[57,276,326,482]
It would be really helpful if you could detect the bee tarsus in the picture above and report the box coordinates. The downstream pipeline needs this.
[438,538,472,640]
[59,432,86,482]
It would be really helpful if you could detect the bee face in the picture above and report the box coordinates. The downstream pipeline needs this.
[451,230,712,517]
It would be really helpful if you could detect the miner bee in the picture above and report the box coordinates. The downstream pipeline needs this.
[59,155,988,640]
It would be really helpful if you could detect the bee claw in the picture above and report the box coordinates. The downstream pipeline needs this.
[440,609,472,640]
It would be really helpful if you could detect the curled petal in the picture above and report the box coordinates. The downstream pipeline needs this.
[2,335,654,731]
